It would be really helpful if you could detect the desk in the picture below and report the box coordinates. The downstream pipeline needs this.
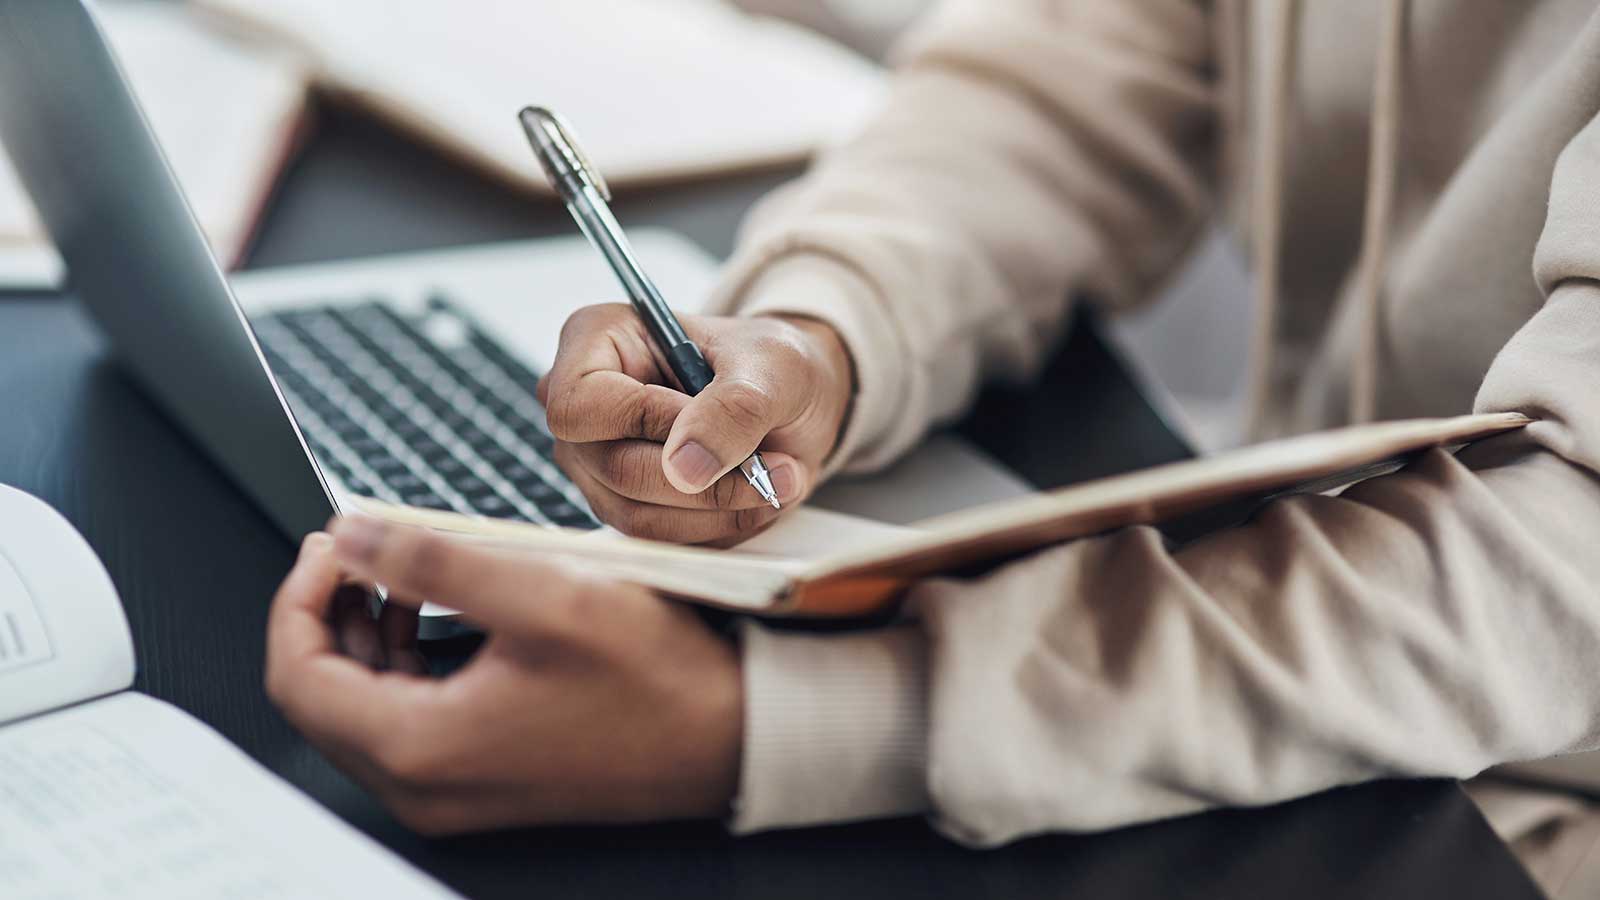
[0,105,1542,900]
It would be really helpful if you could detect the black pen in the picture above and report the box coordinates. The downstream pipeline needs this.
[518,106,780,509]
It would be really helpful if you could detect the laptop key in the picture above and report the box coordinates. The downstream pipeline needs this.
[401,490,450,510]
[255,298,599,531]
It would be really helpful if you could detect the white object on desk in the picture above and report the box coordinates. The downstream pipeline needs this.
[0,2,308,288]
[194,0,887,193]
[0,484,459,899]
[0,483,133,723]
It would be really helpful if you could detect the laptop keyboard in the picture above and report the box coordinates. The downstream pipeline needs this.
[251,296,599,529]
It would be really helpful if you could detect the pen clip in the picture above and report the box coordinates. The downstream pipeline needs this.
[519,106,611,202]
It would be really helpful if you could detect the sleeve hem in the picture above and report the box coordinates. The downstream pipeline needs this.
[730,620,931,834]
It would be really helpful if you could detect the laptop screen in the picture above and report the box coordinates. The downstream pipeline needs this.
[0,0,336,539]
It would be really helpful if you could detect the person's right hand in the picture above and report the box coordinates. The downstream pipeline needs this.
[537,304,854,545]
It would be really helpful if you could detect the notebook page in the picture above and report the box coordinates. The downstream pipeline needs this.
[0,2,309,287]
[196,0,885,191]
[350,500,897,607]
[0,693,457,900]
[733,507,916,561]
[815,412,1534,578]
[0,494,134,726]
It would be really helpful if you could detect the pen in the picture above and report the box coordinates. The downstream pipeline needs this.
[518,106,781,510]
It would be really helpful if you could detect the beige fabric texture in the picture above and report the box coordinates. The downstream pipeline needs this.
[707,0,1600,868]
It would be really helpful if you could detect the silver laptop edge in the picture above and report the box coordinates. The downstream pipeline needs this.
[0,0,339,539]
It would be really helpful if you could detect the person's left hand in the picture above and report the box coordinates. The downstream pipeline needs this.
[265,519,743,836]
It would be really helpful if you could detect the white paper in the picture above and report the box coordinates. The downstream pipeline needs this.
[0,558,52,675]
[196,0,885,191]
[0,693,458,900]
[0,2,308,287]
[733,506,916,561]
[0,487,134,727]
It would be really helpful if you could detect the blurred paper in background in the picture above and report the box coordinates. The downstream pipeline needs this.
[0,2,310,288]
[0,0,888,289]
[195,0,887,193]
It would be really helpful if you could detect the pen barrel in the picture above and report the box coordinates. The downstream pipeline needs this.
[666,342,715,397]
[563,192,694,351]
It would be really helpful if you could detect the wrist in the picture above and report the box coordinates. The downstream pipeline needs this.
[770,314,857,463]
[672,636,745,820]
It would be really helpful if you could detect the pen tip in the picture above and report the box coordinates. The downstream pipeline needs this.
[742,455,782,511]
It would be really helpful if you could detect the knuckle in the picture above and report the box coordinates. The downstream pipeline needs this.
[756,324,808,363]
[548,571,634,641]
[599,442,662,500]
[732,506,774,535]
[609,504,682,543]
[375,734,441,785]
[638,386,681,441]
[558,304,606,340]
[710,378,774,431]
[596,443,639,493]
[710,473,740,511]
[608,501,653,539]
[628,393,653,442]
[595,443,629,487]
[544,384,583,441]
[399,534,453,600]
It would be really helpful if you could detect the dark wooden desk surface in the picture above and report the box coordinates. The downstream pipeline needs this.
[0,104,1543,900]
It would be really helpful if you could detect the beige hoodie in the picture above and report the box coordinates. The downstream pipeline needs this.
[707,0,1600,860]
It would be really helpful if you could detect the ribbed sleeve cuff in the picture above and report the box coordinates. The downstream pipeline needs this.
[730,620,931,834]
[707,254,908,479]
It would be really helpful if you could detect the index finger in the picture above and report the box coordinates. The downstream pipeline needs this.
[546,372,688,443]
[541,304,686,442]
[328,515,652,639]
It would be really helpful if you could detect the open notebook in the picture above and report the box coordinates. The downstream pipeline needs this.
[0,490,455,899]
[193,0,887,193]
[358,412,1531,618]
[0,2,309,287]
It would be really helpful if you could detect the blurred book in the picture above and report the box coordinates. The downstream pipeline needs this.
[0,2,311,288]
[194,0,887,193]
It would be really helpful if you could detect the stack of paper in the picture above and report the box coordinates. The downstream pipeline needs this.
[195,0,887,192]
[0,2,311,287]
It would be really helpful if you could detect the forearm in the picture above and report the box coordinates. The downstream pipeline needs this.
[708,0,1215,474]
[731,285,1600,845]
[734,435,1600,846]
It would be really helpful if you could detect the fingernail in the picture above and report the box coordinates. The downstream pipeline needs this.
[769,462,801,504]
[331,516,384,565]
[300,532,334,559]
[667,441,721,490]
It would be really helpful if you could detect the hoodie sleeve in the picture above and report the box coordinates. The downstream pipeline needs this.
[732,109,1600,849]
[705,0,1217,475]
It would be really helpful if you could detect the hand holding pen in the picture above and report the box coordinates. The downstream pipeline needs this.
[523,107,855,540]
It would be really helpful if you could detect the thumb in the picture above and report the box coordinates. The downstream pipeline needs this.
[661,376,789,494]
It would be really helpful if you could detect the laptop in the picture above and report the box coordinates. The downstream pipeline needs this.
[0,0,1031,637]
